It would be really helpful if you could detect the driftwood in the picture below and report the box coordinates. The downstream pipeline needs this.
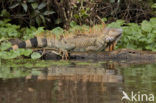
[41,49,156,62]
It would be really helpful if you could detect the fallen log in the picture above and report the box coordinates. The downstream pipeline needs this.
[42,49,156,61]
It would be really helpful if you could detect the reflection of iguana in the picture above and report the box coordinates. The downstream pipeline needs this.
[9,27,122,59]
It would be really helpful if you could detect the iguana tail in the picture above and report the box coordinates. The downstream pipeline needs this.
[9,36,49,50]
[8,36,69,60]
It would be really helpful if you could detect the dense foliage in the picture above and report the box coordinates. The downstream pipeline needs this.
[0,0,155,28]
[0,0,55,28]
[0,19,44,59]
[108,18,156,51]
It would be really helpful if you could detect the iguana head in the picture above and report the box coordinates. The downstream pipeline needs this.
[104,28,122,43]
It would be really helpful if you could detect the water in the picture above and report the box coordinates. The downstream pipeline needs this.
[0,60,156,103]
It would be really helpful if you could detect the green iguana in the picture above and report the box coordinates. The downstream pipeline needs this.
[9,27,122,59]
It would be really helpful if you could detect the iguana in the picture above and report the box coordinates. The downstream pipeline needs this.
[9,27,122,59]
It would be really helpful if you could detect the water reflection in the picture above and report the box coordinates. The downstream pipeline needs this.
[0,61,156,103]
[120,64,156,102]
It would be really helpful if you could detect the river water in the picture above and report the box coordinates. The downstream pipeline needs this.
[0,60,156,103]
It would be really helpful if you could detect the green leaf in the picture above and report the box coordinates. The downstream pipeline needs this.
[0,50,20,59]
[19,49,32,56]
[36,16,41,26]
[108,20,125,28]
[101,18,107,22]
[0,9,10,17]
[21,3,28,12]
[9,3,20,9]
[152,30,156,34]
[110,0,115,3]
[150,18,156,23]
[141,20,152,32]
[39,15,46,24]
[51,27,64,36]
[28,0,35,2]
[145,45,152,50]
[55,18,62,24]
[80,9,86,15]
[9,50,21,59]
[31,3,38,9]
[31,52,41,59]
[24,49,33,56]
[74,14,80,19]
[38,2,46,10]
[45,17,51,22]
[43,11,55,15]
[35,10,40,14]
[150,18,156,29]
[70,21,77,27]
[0,42,11,51]
[151,3,156,8]
[22,26,44,40]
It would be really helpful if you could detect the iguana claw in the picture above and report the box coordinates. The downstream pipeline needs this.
[52,50,69,60]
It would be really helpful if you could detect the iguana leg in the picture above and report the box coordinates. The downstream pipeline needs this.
[51,50,66,60]
[109,44,113,51]
[112,42,116,50]
[42,48,46,56]
[51,50,68,60]
[64,51,69,60]
[110,41,116,51]
[58,50,69,60]
[51,50,61,55]
[109,41,116,51]
[58,50,65,60]
[89,28,92,33]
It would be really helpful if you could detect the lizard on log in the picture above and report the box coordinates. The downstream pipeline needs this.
[8,27,122,59]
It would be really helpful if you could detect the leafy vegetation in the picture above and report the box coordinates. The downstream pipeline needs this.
[0,0,155,29]
[0,19,44,60]
[108,18,156,51]
[0,19,44,40]
[0,0,55,28]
